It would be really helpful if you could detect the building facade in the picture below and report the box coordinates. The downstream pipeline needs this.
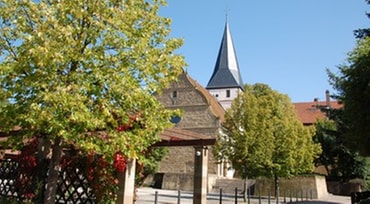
[154,21,244,190]
[155,71,225,190]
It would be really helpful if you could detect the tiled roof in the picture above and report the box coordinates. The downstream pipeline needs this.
[155,127,216,147]
[0,127,216,151]
[294,100,342,125]
[185,72,225,122]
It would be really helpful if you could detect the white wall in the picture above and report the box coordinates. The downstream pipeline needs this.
[208,87,242,110]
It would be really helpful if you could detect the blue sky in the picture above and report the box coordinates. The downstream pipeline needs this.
[160,1,369,102]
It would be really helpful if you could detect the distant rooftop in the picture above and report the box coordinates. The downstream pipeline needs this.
[294,93,342,125]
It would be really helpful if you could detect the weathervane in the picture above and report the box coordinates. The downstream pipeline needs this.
[224,0,230,21]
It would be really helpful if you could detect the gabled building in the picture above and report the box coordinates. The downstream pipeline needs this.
[154,71,225,191]
[153,20,244,191]
[154,17,344,194]
[206,21,244,110]
[293,90,342,126]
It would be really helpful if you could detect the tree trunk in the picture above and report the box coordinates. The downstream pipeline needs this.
[242,166,249,202]
[43,137,63,204]
[243,176,248,202]
[274,175,279,204]
[324,165,330,176]
[35,137,51,203]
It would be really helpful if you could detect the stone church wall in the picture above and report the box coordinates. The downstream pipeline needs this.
[154,72,223,190]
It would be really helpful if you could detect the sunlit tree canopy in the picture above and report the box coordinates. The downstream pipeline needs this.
[216,83,321,179]
[0,0,185,157]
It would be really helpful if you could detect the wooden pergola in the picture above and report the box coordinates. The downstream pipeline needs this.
[0,127,216,204]
[119,127,216,204]
[155,127,216,147]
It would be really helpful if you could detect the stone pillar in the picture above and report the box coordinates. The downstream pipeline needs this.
[193,146,208,204]
[116,159,136,204]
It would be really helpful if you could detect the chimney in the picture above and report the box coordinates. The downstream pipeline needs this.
[325,90,330,107]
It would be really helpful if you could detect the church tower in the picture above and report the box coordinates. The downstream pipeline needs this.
[206,21,244,110]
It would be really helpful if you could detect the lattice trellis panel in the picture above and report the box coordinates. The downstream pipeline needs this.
[0,157,97,203]
[56,163,96,204]
[0,159,19,198]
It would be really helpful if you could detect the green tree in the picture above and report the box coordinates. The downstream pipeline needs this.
[328,0,370,156]
[135,147,168,186]
[217,83,321,200]
[313,110,367,182]
[354,0,370,39]
[0,0,185,203]
[328,37,370,156]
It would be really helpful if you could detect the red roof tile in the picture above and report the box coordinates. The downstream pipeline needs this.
[293,100,342,125]
[155,128,216,147]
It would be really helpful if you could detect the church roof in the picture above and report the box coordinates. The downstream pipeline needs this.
[206,21,244,90]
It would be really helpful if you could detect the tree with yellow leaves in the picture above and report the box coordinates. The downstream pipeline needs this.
[0,0,185,203]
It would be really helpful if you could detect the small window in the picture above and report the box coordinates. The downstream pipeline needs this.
[172,91,178,98]
[226,90,230,98]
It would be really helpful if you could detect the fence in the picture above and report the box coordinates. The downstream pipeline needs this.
[351,191,370,204]
[147,187,315,204]
[0,157,96,203]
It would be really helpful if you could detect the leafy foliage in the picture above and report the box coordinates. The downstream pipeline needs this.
[365,158,370,190]
[354,0,370,39]
[328,37,370,156]
[135,147,168,186]
[216,83,321,180]
[61,151,119,202]
[328,0,370,156]
[0,0,185,202]
[0,0,184,157]
[313,110,368,182]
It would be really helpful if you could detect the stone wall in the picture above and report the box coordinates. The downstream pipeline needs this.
[149,173,219,192]
[327,179,364,196]
[254,175,328,199]
[161,173,194,191]
[158,146,218,175]
[155,72,222,176]
[158,146,194,174]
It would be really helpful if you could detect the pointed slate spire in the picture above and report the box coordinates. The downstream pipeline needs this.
[206,21,244,90]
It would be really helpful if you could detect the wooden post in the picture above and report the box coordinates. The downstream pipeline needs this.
[178,190,181,204]
[193,146,208,204]
[116,158,136,204]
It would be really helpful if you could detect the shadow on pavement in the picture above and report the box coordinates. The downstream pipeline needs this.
[288,202,342,204]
